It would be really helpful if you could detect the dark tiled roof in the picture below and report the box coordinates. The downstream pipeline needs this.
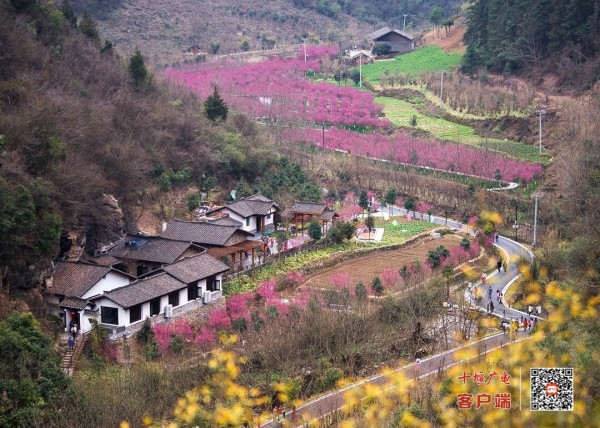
[213,193,278,218]
[162,220,252,246]
[60,296,89,310]
[90,255,121,267]
[366,27,415,41]
[109,235,196,264]
[209,216,243,227]
[163,253,229,284]
[103,273,186,308]
[289,201,327,215]
[321,209,339,221]
[50,262,113,297]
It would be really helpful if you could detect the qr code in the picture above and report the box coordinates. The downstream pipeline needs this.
[530,368,573,411]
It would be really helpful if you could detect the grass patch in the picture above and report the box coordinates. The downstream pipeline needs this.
[361,45,462,85]
[376,217,438,244]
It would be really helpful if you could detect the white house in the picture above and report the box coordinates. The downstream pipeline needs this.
[209,193,279,236]
[91,253,229,337]
[45,261,134,334]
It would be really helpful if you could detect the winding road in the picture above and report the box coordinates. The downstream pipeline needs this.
[261,219,535,427]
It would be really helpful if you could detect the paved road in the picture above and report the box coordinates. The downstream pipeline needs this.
[261,230,534,427]
[468,236,539,325]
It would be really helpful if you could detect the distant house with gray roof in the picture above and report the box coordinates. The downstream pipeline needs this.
[107,234,204,276]
[209,193,279,235]
[161,219,263,272]
[45,261,134,335]
[366,27,415,54]
[91,253,229,337]
[46,252,229,338]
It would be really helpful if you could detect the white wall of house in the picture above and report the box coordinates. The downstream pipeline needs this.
[82,271,131,300]
[94,297,127,329]
[222,208,256,232]
[80,274,226,338]
[265,208,276,228]
[198,278,207,296]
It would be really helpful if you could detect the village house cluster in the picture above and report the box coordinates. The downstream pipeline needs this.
[44,194,339,338]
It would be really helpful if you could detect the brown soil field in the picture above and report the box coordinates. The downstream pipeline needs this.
[301,234,463,293]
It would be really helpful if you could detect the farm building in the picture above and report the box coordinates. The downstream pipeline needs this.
[366,27,416,54]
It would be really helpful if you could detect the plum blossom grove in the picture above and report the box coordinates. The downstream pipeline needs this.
[283,127,543,182]
[151,275,314,354]
[166,47,543,183]
[165,46,391,130]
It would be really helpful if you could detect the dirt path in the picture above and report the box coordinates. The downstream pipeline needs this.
[300,234,462,291]
[420,23,466,54]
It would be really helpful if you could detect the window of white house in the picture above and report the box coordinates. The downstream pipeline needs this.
[246,217,250,226]
[188,283,199,300]
[169,291,180,307]
[130,304,142,323]
[150,297,161,316]
[267,214,271,219]
[101,306,119,325]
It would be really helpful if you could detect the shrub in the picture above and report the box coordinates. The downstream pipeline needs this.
[308,220,322,240]
[187,192,201,211]
[355,281,367,300]
[169,335,184,354]
[373,42,392,56]
[143,340,160,360]
[427,245,450,268]
[232,318,248,332]
[136,318,154,345]
[460,237,471,251]
[371,276,384,295]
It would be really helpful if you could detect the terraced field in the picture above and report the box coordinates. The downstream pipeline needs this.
[375,97,549,164]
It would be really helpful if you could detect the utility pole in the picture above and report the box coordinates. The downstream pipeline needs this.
[514,199,518,241]
[532,193,541,247]
[535,109,546,155]
[440,70,445,106]
[303,39,307,62]
[359,53,362,88]
[403,14,408,32]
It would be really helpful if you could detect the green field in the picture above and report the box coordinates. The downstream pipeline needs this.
[377,218,438,244]
[361,45,462,85]
[375,97,549,164]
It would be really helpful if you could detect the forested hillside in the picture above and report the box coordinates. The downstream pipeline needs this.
[0,0,289,292]
[69,0,462,65]
[462,0,600,88]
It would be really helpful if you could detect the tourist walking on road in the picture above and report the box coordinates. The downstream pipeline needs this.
[68,335,75,351]
[497,260,502,273]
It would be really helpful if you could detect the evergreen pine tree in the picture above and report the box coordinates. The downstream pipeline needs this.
[129,48,148,86]
[60,1,77,27]
[204,86,228,122]
[358,190,369,211]
[79,10,99,41]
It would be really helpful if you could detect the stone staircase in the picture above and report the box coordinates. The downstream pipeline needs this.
[59,334,85,377]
